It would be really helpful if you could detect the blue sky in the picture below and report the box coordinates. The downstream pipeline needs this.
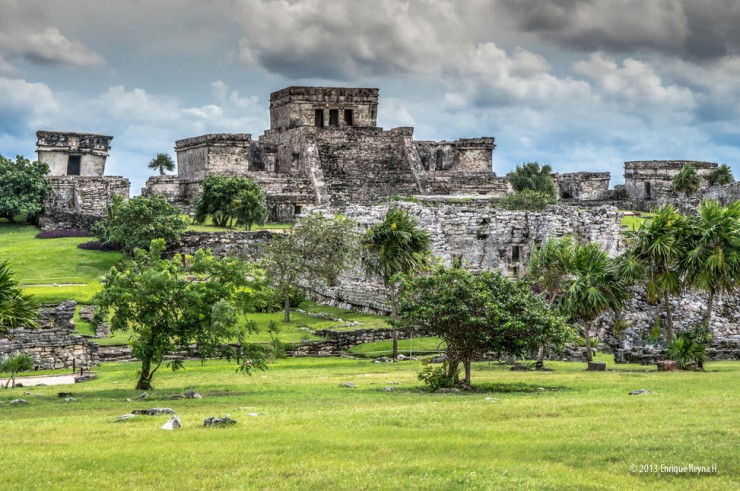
[1,0,739,194]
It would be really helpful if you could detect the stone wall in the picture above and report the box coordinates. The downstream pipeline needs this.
[169,230,276,260]
[415,137,495,174]
[623,160,718,209]
[269,86,379,130]
[305,200,625,313]
[39,176,130,230]
[291,328,414,356]
[36,131,112,176]
[0,301,98,370]
[175,133,253,180]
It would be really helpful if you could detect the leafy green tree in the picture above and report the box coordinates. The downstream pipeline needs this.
[0,261,38,334]
[94,195,187,254]
[683,199,740,326]
[1,354,33,388]
[397,266,570,386]
[263,213,359,323]
[707,164,734,186]
[626,205,690,342]
[148,153,176,176]
[673,164,701,197]
[560,243,631,363]
[509,162,558,199]
[362,208,431,359]
[231,187,268,230]
[0,155,51,224]
[93,239,266,390]
[527,235,576,367]
[195,176,267,228]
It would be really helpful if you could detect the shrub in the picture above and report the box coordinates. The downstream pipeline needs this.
[417,363,457,390]
[195,176,267,228]
[667,335,707,369]
[500,190,556,211]
[1,353,33,388]
[36,229,90,239]
[77,241,120,252]
[0,154,51,224]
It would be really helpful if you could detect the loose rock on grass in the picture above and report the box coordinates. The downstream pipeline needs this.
[132,408,176,416]
[629,389,652,395]
[162,416,181,430]
[203,416,237,427]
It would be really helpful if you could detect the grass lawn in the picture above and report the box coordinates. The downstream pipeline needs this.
[0,223,121,304]
[349,336,445,357]
[620,211,655,231]
[183,215,291,233]
[1,356,737,490]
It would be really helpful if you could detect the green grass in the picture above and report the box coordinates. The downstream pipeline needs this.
[183,215,291,233]
[349,336,445,357]
[620,211,655,231]
[1,357,737,490]
[0,223,122,304]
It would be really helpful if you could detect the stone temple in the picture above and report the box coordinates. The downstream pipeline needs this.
[143,86,510,220]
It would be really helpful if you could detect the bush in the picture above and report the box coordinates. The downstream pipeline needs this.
[93,195,187,254]
[417,363,457,390]
[36,229,90,239]
[77,241,120,252]
[667,335,707,369]
[195,176,268,228]
[0,154,51,224]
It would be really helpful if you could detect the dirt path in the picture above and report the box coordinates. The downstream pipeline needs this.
[1,374,76,387]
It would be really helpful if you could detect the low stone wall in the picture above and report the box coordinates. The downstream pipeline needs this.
[614,341,740,365]
[290,328,414,356]
[39,176,130,230]
[0,328,99,370]
[36,301,77,330]
[168,230,276,260]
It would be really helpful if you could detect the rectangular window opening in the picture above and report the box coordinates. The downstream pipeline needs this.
[511,245,521,263]
[67,155,81,175]
[344,109,353,126]
[314,109,324,127]
[329,109,339,127]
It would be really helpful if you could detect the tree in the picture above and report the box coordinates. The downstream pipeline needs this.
[683,199,740,326]
[1,354,33,389]
[93,195,187,254]
[707,164,734,186]
[527,235,576,367]
[0,154,51,224]
[195,176,267,228]
[263,213,359,323]
[0,261,38,334]
[148,153,176,176]
[625,205,690,342]
[673,165,701,197]
[560,242,631,363]
[361,208,431,359]
[501,189,556,211]
[231,187,268,230]
[509,162,558,200]
[397,266,570,386]
[93,239,266,390]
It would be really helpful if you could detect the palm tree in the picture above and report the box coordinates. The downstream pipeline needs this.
[707,164,734,186]
[231,188,268,230]
[0,261,38,333]
[560,243,631,363]
[1,353,33,388]
[362,208,431,359]
[509,162,558,199]
[683,199,740,326]
[673,165,701,197]
[148,153,175,176]
[626,205,689,342]
[527,235,575,368]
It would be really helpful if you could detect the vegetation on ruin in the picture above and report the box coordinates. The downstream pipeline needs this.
[194,176,268,229]
[362,208,431,359]
[93,194,187,254]
[1,356,738,490]
[707,164,734,186]
[0,222,121,304]
[263,213,359,323]
[147,153,176,176]
[673,164,701,197]
[509,161,558,199]
[500,189,557,211]
[93,239,269,390]
[0,154,51,225]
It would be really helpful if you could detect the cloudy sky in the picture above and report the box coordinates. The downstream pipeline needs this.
[2,0,740,194]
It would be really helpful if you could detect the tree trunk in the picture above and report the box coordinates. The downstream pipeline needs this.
[583,322,594,363]
[663,291,674,343]
[159,168,164,176]
[283,292,291,323]
[390,286,398,360]
[704,291,714,328]
[136,359,153,390]
[535,345,545,370]
[463,356,472,386]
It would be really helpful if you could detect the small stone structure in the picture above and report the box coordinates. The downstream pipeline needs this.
[556,172,610,201]
[623,160,718,208]
[36,130,130,230]
[0,301,99,370]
